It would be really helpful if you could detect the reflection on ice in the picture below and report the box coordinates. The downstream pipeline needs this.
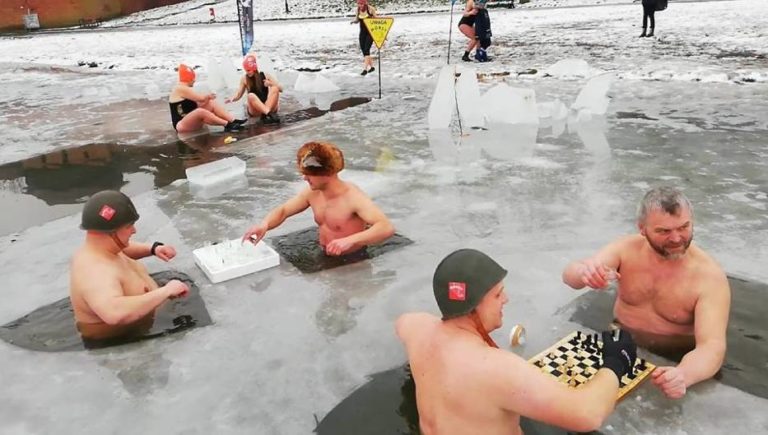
[569,114,611,156]
[471,124,538,162]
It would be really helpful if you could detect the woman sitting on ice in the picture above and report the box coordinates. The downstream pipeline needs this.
[226,54,282,124]
[168,63,245,133]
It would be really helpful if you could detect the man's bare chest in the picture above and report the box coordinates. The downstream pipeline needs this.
[619,268,697,324]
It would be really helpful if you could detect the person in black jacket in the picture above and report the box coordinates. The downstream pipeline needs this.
[640,0,657,37]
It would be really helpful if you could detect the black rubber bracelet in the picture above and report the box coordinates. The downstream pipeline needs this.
[150,241,165,256]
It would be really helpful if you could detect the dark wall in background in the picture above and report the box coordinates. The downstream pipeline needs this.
[1,0,188,31]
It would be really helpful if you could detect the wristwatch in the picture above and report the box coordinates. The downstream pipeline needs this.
[151,241,165,256]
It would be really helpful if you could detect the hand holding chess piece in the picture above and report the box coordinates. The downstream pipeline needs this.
[600,329,637,381]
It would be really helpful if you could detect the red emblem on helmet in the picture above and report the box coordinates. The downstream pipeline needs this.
[448,282,466,301]
[99,205,116,221]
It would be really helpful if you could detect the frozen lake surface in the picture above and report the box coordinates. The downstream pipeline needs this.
[0,0,766,433]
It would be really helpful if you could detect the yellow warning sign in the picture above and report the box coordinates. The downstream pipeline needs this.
[363,17,394,49]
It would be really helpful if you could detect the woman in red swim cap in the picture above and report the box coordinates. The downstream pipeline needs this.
[225,54,283,124]
[168,63,245,133]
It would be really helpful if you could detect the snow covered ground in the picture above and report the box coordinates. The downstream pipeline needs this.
[0,0,767,434]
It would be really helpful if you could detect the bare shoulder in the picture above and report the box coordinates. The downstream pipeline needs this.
[616,234,645,251]
[297,186,315,201]
[395,312,438,340]
[691,246,729,291]
[343,181,367,196]
[71,248,119,289]
[344,182,376,204]
[468,346,531,391]
[169,84,183,101]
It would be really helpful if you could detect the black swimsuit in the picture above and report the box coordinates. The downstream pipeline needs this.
[248,72,269,104]
[458,14,476,27]
[169,98,198,131]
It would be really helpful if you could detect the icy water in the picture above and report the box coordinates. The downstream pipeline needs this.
[1,3,767,434]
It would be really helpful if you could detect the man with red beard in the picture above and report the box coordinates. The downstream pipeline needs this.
[562,186,730,399]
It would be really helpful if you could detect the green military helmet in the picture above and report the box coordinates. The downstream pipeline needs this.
[80,190,140,232]
[433,249,508,320]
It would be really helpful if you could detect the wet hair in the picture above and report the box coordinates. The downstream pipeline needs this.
[245,68,265,97]
[636,186,694,224]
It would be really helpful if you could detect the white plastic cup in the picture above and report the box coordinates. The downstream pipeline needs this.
[509,324,526,347]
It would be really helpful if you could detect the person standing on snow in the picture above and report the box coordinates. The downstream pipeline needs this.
[640,0,658,37]
[351,0,378,75]
[473,0,492,62]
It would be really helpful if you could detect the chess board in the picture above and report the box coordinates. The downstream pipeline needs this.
[528,330,655,400]
[193,239,280,283]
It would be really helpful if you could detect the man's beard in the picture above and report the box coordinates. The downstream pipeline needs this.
[646,231,693,260]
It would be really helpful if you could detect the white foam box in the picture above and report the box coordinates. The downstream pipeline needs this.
[193,238,280,283]
[186,156,246,186]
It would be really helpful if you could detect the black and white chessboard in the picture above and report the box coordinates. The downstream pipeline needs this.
[528,330,656,400]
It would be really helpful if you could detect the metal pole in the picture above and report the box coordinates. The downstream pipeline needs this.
[453,66,463,136]
[447,2,455,64]
[377,49,382,99]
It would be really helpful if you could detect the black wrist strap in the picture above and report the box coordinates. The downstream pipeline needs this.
[151,241,165,256]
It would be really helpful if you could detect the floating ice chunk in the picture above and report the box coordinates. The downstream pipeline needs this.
[551,99,568,120]
[427,65,457,130]
[189,174,248,199]
[186,156,246,186]
[340,169,392,197]
[480,123,538,161]
[222,58,242,90]
[455,65,485,129]
[537,102,553,119]
[481,84,539,125]
[309,93,337,110]
[428,128,458,165]
[571,72,614,115]
[257,55,276,75]
[206,57,229,92]
[537,99,568,120]
[545,58,601,79]
[313,74,340,92]
[193,239,280,283]
[294,72,339,93]
[294,73,339,93]
[293,72,313,92]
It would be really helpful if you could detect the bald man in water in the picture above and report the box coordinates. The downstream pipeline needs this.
[562,186,730,399]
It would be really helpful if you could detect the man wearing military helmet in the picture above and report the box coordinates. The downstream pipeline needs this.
[396,249,638,434]
[243,141,395,256]
[70,190,189,341]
